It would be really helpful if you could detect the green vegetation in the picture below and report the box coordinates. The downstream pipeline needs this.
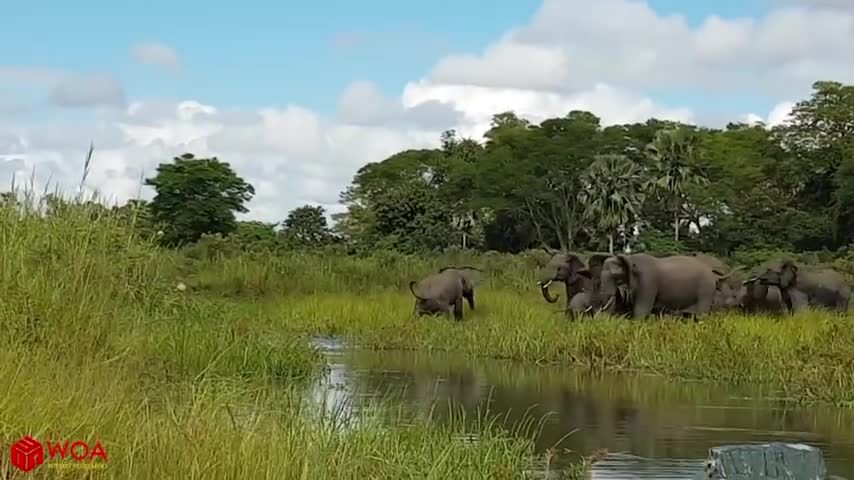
[0,196,586,479]
[8,78,854,476]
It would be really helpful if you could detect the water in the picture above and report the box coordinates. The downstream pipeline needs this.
[308,336,854,479]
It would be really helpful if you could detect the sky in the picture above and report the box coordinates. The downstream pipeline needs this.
[2,0,854,224]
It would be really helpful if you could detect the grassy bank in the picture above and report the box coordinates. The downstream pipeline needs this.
[174,249,854,407]
[263,289,854,406]
[0,199,587,479]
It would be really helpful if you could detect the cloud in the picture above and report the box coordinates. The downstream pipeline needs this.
[48,74,126,109]
[129,42,182,71]
[770,0,854,10]
[336,81,464,130]
[742,101,797,127]
[427,0,854,97]
[0,66,66,87]
[401,81,694,139]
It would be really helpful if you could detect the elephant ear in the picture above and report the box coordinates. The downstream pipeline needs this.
[617,255,641,298]
[586,254,609,273]
[780,260,798,288]
[566,254,588,281]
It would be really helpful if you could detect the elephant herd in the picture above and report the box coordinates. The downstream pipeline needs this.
[407,252,852,321]
[538,252,851,320]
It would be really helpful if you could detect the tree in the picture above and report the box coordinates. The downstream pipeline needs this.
[144,153,255,246]
[772,80,854,249]
[578,154,647,253]
[644,127,708,244]
[282,205,333,248]
[327,78,854,257]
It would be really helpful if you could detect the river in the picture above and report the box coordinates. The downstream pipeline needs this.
[307,336,854,479]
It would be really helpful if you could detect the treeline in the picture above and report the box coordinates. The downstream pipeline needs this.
[6,80,854,262]
[333,80,854,257]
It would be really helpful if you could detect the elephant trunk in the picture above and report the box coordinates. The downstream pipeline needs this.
[539,280,559,303]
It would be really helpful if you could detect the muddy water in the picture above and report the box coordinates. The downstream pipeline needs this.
[308,337,854,479]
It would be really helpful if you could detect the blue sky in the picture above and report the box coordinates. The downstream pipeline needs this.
[3,0,778,116]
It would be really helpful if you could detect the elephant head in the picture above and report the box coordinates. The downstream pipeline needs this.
[599,255,637,314]
[754,260,798,290]
[409,281,444,315]
[537,253,591,303]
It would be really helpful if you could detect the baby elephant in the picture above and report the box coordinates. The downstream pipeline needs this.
[408,268,476,321]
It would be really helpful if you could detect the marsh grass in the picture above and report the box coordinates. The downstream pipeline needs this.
[0,350,580,479]
[0,187,585,479]
[265,289,854,406]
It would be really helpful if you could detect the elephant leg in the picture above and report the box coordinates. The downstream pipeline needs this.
[632,296,654,320]
[835,290,849,314]
[453,297,464,321]
[780,290,795,315]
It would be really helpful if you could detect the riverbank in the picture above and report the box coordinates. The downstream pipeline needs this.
[0,202,588,479]
[176,239,854,407]
[260,290,854,407]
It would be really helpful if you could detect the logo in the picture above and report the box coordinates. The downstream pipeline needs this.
[10,436,43,472]
[9,436,107,472]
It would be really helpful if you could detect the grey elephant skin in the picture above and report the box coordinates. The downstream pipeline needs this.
[754,260,851,314]
[537,252,615,318]
[409,267,477,321]
[599,253,731,320]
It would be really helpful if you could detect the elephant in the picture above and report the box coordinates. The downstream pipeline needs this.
[409,268,476,321]
[567,291,592,315]
[537,252,620,318]
[752,259,851,314]
[598,253,732,320]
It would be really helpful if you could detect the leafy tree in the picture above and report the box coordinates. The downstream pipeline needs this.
[282,205,333,248]
[644,127,708,244]
[144,153,255,246]
[325,78,854,258]
[578,154,647,253]
[231,220,279,251]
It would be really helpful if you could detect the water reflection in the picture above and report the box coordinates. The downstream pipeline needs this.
[307,338,854,478]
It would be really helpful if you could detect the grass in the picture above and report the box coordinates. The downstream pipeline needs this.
[176,229,854,407]
[261,289,854,406]
[0,191,589,478]
[9,184,854,478]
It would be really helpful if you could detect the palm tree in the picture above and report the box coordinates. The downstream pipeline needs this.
[579,154,647,253]
[644,127,709,243]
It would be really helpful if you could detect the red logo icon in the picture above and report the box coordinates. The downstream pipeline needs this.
[10,436,44,472]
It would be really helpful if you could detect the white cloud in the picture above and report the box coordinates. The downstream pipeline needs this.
[48,73,126,109]
[430,0,854,97]
[129,42,182,71]
[742,100,797,127]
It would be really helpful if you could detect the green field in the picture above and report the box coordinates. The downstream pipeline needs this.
[0,200,589,479]
[3,196,854,478]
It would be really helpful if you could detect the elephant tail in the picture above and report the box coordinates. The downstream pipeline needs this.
[409,281,427,300]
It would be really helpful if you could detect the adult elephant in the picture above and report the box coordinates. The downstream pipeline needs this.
[537,252,613,317]
[753,259,851,314]
[598,253,731,320]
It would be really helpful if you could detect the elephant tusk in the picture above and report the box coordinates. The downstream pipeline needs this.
[599,296,614,312]
[540,280,553,289]
[742,276,758,285]
[583,305,593,313]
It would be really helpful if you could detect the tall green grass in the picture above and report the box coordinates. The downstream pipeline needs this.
[260,290,854,406]
[172,242,854,407]
[0,190,587,478]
